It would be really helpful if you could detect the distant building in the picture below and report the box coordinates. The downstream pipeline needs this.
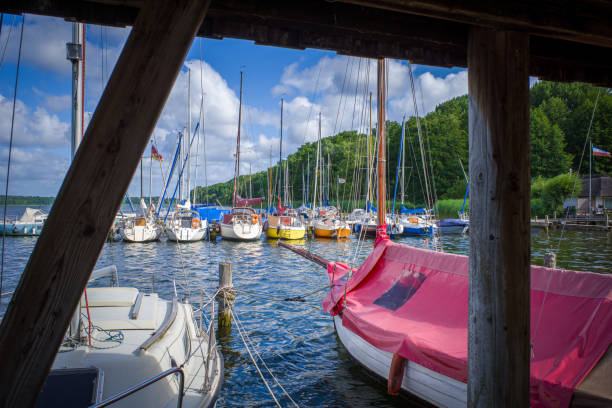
[574,175,612,215]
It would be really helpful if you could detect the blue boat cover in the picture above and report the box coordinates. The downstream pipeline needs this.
[192,204,229,222]
[400,205,426,214]
[438,218,469,227]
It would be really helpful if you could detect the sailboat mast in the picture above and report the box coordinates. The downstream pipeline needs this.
[278,98,284,206]
[313,113,321,212]
[187,68,191,204]
[376,58,386,227]
[401,118,405,204]
[268,146,272,210]
[249,163,252,199]
[149,150,152,207]
[589,140,592,213]
[232,71,243,208]
[306,153,310,207]
[367,92,372,211]
[68,22,84,158]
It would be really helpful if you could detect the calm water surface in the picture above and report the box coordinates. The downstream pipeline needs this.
[0,206,610,407]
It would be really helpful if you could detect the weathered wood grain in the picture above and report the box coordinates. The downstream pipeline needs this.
[0,0,211,406]
[467,27,531,407]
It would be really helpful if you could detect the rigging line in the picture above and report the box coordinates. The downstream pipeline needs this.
[232,309,300,408]
[199,38,208,203]
[532,87,602,356]
[0,15,16,71]
[230,308,283,408]
[1,15,24,307]
[331,56,352,139]
[301,59,324,147]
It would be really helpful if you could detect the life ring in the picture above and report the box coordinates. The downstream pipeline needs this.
[251,214,258,225]
[192,218,200,229]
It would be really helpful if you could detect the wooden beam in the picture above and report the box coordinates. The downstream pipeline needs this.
[3,0,612,85]
[0,0,211,406]
[467,27,531,407]
[341,0,612,48]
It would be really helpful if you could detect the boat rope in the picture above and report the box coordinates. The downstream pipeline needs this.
[531,87,602,357]
[230,308,283,407]
[1,15,24,307]
[233,285,328,303]
[230,307,299,408]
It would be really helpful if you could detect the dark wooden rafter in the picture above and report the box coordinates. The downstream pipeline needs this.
[342,0,612,49]
[1,0,611,86]
[0,0,211,406]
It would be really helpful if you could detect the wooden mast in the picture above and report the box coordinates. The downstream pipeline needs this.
[232,70,243,208]
[467,27,531,406]
[376,58,386,228]
[0,1,211,406]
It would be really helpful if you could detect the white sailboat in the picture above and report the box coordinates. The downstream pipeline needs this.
[37,266,223,407]
[165,208,207,242]
[121,199,163,243]
[0,208,47,236]
[220,71,263,241]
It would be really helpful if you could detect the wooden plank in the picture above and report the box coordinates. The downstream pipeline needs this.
[0,0,211,406]
[467,27,531,407]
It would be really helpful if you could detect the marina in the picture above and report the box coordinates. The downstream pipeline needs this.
[0,1,611,407]
[1,205,610,407]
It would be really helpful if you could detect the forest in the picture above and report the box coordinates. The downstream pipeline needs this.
[193,81,610,214]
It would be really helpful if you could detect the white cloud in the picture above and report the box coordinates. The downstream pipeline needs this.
[0,94,69,148]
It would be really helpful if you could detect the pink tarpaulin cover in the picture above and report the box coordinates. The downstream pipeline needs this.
[323,239,612,408]
[235,195,265,206]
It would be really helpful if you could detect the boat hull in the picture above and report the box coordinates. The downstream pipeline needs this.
[165,226,207,242]
[220,222,262,241]
[314,226,351,238]
[266,226,306,240]
[121,225,162,242]
[0,222,44,236]
[334,315,466,407]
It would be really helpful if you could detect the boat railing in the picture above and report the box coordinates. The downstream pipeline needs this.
[90,366,185,408]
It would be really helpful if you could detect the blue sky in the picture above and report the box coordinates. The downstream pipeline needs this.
[0,14,469,197]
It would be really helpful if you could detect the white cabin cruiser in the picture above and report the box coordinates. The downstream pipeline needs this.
[37,266,223,407]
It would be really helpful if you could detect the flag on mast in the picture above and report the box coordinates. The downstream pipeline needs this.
[593,145,611,157]
[151,145,163,161]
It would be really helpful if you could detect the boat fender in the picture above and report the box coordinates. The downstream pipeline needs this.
[387,353,406,396]
[251,214,258,224]
[192,218,200,229]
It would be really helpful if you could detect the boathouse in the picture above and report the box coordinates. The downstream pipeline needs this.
[577,175,612,215]
[0,1,610,407]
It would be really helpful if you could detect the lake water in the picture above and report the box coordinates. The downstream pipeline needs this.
[0,206,610,407]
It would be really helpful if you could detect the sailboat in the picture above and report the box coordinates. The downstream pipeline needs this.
[265,98,306,240]
[37,267,224,407]
[121,198,163,242]
[220,71,263,241]
[312,113,351,239]
[286,58,612,407]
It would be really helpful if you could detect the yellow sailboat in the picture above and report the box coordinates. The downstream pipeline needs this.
[266,209,306,240]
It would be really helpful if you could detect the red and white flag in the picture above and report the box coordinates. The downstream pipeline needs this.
[593,145,611,157]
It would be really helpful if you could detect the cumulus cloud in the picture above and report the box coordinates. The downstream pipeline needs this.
[0,94,69,148]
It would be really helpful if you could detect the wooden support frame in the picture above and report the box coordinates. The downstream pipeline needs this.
[467,28,531,406]
[0,0,211,406]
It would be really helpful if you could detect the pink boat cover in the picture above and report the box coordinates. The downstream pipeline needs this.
[323,239,612,408]
[235,195,264,206]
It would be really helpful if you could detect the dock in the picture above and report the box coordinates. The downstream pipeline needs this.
[531,215,611,231]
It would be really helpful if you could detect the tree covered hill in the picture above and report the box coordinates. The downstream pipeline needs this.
[194,81,611,207]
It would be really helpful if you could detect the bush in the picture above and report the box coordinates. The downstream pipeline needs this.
[435,199,468,218]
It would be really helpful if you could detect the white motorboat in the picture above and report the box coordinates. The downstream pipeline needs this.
[37,266,223,408]
[165,209,207,242]
[219,207,262,241]
[0,207,47,236]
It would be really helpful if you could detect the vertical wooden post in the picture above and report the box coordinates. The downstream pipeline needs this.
[0,1,211,406]
[467,27,530,407]
[544,252,557,269]
[217,262,234,328]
